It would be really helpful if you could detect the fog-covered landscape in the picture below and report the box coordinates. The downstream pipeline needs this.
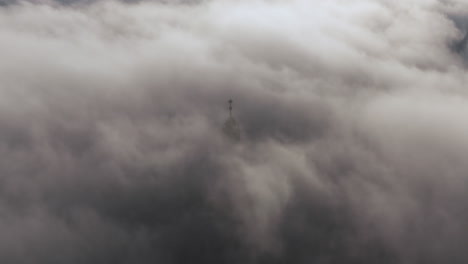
[0,0,467,263]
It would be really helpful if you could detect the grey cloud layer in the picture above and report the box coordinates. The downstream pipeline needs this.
[0,0,467,263]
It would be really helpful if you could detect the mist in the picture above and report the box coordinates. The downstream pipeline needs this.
[0,0,467,263]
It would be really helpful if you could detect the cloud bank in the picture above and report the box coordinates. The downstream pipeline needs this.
[0,0,468,263]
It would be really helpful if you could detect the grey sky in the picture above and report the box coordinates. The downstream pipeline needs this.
[0,0,467,263]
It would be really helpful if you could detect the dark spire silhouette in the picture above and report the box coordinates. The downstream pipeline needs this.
[223,99,241,141]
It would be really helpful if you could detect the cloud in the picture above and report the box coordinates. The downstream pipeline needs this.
[0,0,467,263]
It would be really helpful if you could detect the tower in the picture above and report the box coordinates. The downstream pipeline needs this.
[223,99,241,141]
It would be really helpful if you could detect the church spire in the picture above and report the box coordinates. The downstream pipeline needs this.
[228,99,233,117]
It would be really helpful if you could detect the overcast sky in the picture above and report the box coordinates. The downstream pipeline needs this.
[0,0,468,263]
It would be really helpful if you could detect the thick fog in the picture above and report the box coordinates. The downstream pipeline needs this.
[0,0,467,263]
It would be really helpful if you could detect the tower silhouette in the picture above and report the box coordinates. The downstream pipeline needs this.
[223,99,240,141]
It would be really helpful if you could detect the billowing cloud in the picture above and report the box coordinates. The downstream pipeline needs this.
[0,0,467,263]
